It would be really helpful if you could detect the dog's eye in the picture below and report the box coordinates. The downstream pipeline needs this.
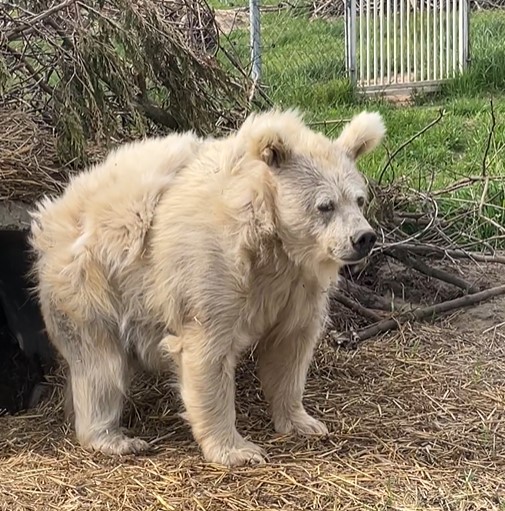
[357,196,365,208]
[317,201,335,214]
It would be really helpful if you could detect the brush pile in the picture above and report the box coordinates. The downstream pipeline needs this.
[0,0,247,202]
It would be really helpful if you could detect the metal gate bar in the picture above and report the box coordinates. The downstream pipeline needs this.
[346,0,470,93]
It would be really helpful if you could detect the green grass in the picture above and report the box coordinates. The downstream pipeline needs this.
[219,7,348,105]
[443,11,505,95]
[217,7,505,245]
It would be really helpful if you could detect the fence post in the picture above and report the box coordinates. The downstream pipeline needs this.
[345,0,357,85]
[250,0,262,82]
[462,0,470,70]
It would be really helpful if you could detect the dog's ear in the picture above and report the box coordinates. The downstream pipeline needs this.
[240,109,305,170]
[258,133,290,168]
[336,111,386,160]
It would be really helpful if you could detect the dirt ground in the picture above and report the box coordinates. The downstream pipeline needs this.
[214,9,249,35]
[1,264,505,510]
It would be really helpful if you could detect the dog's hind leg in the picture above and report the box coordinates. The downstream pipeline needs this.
[67,326,149,455]
[46,311,149,455]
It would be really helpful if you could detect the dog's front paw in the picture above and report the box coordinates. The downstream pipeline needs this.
[202,437,267,467]
[85,432,150,455]
[274,409,328,436]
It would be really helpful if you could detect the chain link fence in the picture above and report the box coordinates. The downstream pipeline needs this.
[213,0,348,105]
[212,0,505,104]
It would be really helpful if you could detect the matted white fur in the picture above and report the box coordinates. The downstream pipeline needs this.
[29,109,385,466]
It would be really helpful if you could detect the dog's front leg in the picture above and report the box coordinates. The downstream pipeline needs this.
[178,324,266,467]
[256,322,329,437]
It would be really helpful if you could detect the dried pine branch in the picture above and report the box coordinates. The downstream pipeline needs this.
[0,0,250,202]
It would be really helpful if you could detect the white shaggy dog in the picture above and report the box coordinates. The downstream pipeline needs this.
[29,109,385,466]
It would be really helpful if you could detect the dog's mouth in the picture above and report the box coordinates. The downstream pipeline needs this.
[336,247,374,265]
[340,256,366,265]
[326,247,370,266]
[332,252,367,265]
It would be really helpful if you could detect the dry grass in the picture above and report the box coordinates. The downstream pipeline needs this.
[0,109,59,201]
[2,306,505,510]
[0,107,110,203]
[0,109,81,202]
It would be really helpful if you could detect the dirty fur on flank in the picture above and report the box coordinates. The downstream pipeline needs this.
[28,108,386,467]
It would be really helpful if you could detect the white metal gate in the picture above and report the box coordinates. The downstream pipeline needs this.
[345,0,470,93]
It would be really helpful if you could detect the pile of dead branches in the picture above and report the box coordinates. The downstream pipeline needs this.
[164,0,220,55]
[324,104,505,347]
[0,0,248,201]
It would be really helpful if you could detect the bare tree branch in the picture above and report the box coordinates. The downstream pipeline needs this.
[331,290,383,322]
[386,251,481,294]
[331,284,505,347]
[5,0,77,41]
[384,243,505,264]
[482,98,496,177]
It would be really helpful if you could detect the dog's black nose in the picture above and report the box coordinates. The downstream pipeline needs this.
[350,230,377,258]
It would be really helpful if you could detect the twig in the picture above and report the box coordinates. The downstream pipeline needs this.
[482,98,496,177]
[481,214,505,235]
[431,175,505,197]
[459,235,505,251]
[4,45,54,96]
[384,243,505,264]
[75,1,124,31]
[133,95,179,130]
[478,177,490,217]
[386,251,481,294]
[217,42,273,107]
[44,17,75,49]
[378,108,445,185]
[5,0,77,41]
[308,118,350,127]
[331,290,383,322]
[371,189,439,251]
[331,284,505,346]
[340,279,408,313]
[248,75,259,105]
